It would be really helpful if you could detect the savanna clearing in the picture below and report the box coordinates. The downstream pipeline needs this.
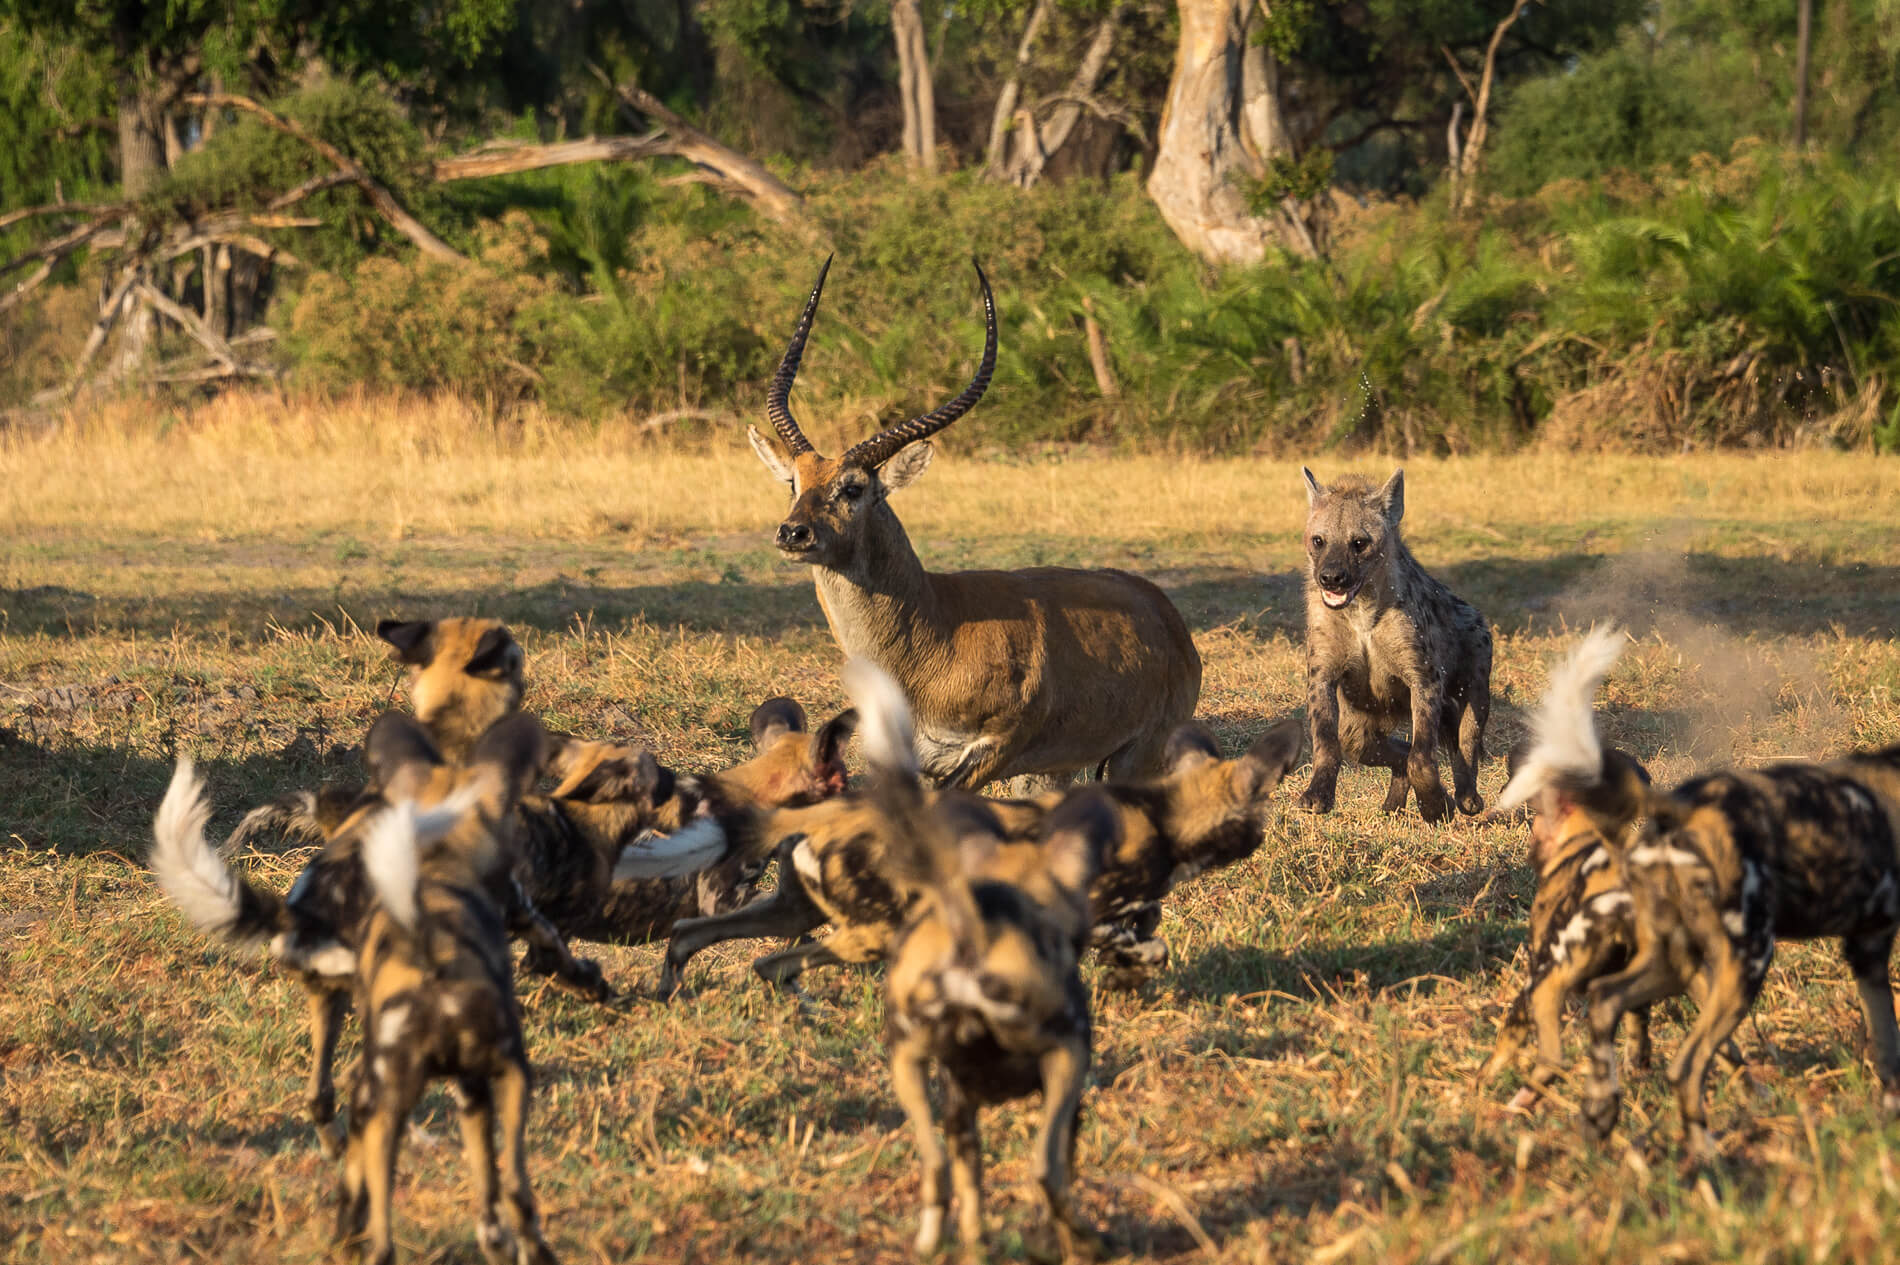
[4,397,1900,1264]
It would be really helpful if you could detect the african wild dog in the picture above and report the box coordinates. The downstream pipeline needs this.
[1298,468,1492,822]
[855,660,1113,1262]
[1481,739,1752,1112]
[225,617,527,851]
[150,713,607,1160]
[655,713,1302,997]
[336,712,558,1265]
[510,697,858,950]
[1499,626,1900,1159]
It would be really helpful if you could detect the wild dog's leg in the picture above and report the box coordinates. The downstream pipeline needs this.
[360,1096,405,1265]
[1404,675,1451,823]
[1580,946,1688,1143]
[1629,1005,1654,1071]
[455,1076,512,1265]
[1667,942,1765,1162]
[1093,903,1166,991]
[334,1071,371,1251]
[1842,928,1900,1115]
[1480,980,1535,1087]
[495,1054,558,1265]
[751,938,848,991]
[306,985,350,1158]
[891,1038,949,1256]
[1036,1039,1098,1263]
[658,847,826,998]
[943,1079,985,1251]
[1299,666,1343,814]
[506,878,611,1002]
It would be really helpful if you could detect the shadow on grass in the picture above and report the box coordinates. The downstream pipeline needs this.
[12,549,1900,645]
[1167,920,1527,1005]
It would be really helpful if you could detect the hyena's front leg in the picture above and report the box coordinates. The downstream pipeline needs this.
[1404,675,1451,823]
[1447,647,1491,817]
[1299,669,1343,814]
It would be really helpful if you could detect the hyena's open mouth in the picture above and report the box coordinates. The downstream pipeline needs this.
[1320,577,1368,609]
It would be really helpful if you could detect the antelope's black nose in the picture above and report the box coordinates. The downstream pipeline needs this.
[777,521,814,551]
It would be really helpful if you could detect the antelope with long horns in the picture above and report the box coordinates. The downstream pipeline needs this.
[746,258,1202,790]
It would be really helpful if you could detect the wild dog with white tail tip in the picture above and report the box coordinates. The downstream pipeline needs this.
[1498,625,1900,1159]
[854,658,1113,1262]
[1298,468,1492,822]
[150,712,606,1158]
[338,711,558,1265]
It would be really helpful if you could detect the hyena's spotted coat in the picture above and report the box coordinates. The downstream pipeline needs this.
[1297,467,1492,822]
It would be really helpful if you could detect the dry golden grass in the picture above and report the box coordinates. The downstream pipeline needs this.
[5,394,1900,1263]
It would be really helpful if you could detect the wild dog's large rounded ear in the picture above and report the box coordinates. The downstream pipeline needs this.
[879,440,934,492]
[554,745,668,804]
[366,712,444,797]
[1236,717,1304,800]
[1040,786,1119,900]
[747,425,796,487]
[1301,466,1325,507]
[377,619,434,664]
[469,713,548,810]
[463,625,522,678]
[1163,722,1223,774]
[1620,750,1654,787]
[748,697,807,749]
[813,707,859,772]
[1379,468,1405,525]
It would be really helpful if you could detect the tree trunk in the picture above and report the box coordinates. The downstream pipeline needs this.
[116,84,167,199]
[1009,6,1124,187]
[1794,0,1813,148]
[1148,0,1290,264]
[986,0,1053,179]
[892,0,937,172]
[1449,2,1525,214]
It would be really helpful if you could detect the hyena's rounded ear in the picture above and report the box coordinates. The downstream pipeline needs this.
[463,625,522,678]
[366,711,444,794]
[879,440,934,492]
[377,619,434,664]
[1236,718,1304,800]
[748,697,808,749]
[747,426,796,487]
[1379,468,1405,525]
[1163,723,1223,773]
[1301,466,1325,507]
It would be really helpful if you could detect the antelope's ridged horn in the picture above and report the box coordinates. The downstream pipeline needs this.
[766,255,832,456]
[842,258,997,471]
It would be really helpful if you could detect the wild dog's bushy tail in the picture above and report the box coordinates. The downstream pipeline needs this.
[360,790,481,933]
[843,658,982,946]
[151,759,291,945]
[1495,627,1655,840]
[610,816,731,881]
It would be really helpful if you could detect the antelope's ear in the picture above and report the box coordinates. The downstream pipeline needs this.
[748,426,796,486]
[1163,723,1222,774]
[748,697,807,749]
[377,619,434,664]
[1301,466,1325,508]
[1379,468,1405,525]
[879,440,934,491]
[1235,718,1304,801]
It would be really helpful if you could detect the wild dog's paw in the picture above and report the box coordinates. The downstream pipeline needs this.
[1579,1091,1620,1142]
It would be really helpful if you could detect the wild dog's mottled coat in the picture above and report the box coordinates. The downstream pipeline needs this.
[337,712,558,1265]
[1298,468,1492,822]
[656,717,1302,996]
[1501,628,1900,1157]
[855,657,1110,1261]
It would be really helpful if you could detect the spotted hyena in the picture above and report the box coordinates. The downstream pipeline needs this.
[1297,467,1492,823]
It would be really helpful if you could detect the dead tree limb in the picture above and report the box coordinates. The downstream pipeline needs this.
[591,66,811,230]
[433,134,676,182]
[0,203,124,232]
[1448,3,1526,214]
[1,259,57,316]
[0,214,123,281]
[65,265,142,397]
[136,281,241,368]
[985,0,1053,179]
[181,91,466,262]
